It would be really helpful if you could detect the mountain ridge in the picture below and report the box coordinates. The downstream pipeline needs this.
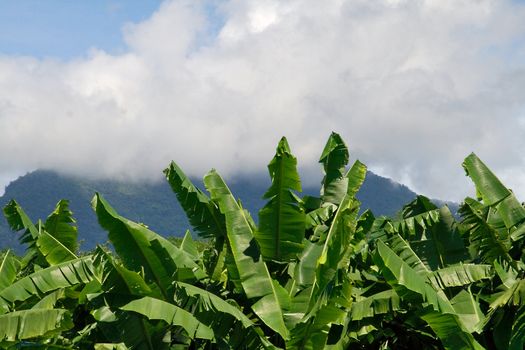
[0,169,454,253]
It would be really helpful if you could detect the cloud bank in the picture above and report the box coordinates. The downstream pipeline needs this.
[1,0,525,201]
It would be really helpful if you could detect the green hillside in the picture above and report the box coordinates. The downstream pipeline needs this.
[0,169,445,253]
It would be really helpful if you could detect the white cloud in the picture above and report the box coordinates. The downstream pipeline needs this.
[1,0,525,201]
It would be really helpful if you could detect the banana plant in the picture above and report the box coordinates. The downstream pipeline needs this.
[164,133,370,348]
[6,133,525,349]
[458,153,525,349]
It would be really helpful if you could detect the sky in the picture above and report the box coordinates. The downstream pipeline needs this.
[1,0,525,202]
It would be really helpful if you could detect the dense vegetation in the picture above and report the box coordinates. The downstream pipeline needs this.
[0,164,423,253]
[0,133,523,349]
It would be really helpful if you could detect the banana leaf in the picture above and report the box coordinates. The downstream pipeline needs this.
[175,281,253,328]
[176,282,280,348]
[256,137,305,261]
[0,251,20,292]
[3,200,42,268]
[410,206,469,270]
[180,230,199,260]
[31,289,65,310]
[44,199,78,253]
[294,240,323,287]
[317,160,366,291]
[3,199,39,246]
[489,279,525,310]
[0,308,72,341]
[287,278,352,350]
[451,289,485,333]
[375,241,484,349]
[92,193,206,297]
[421,311,484,350]
[94,248,153,298]
[319,132,349,205]
[460,197,515,267]
[93,249,177,350]
[428,263,493,289]
[120,296,214,340]
[305,204,335,230]
[95,344,129,350]
[36,227,77,265]
[351,289,401,321]
[385,209,441,238]
[463,153,525,228]
[384,234,430,276]
[204,169,290,340]
[375,240,455,311]
[401,195,438,218]
[164,162,226,239]
[0,256,97,313]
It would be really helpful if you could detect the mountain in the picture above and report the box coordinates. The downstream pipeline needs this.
[0,169,450,253]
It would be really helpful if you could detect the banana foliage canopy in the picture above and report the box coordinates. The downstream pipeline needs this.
[2,134,525,349]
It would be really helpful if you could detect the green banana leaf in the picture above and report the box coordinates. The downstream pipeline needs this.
[346,160,367,199]
[95,344,129,350]
[95,248,153,298]
[304,204,335,230]
[92,193,206,297]
[0,251,20,292]
[428,263,493,289]
[164,161,226,239]
[175,282,280,348]
[383,234,430,276]
[0,308,72,341]
[451,289,485,333]
[316,196,359,290]
[489,279,525,310]
[257,137,305,261]
[287,278,352,350]
[460,197,514,266]
[375,240,484,349]
[0,256,97,313]
[401,195,438,218]
[180,230,199,260]
[93,249,177,350]
[3,200,42,269]
[374,240,452,311]
[485,292,525,350]
[411,206,469,270]
[31,289,65,310]
[44,200,78,253]
[319,132,349,205]
[350,289,401,321]
[204,169,290,340]
[317,160,366,291]
[493,259,518,289]
[120,296,214,340]
[175,281,253,328]
[294,240,323,287]
[384,209,441,238]
[282,287,312,329]
[36,226,78,265]
[92,308,169,350]
[421,311,484,350]
[3,199,39,246]
[463,153,525,228]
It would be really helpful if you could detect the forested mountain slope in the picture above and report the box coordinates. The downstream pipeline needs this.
[0,169,452,252]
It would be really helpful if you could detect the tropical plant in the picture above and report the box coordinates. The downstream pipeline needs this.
[4,132,525,349]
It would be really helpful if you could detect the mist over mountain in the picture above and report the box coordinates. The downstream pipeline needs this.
[0,169,456,253]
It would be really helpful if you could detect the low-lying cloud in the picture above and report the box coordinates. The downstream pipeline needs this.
[1,0,525,201]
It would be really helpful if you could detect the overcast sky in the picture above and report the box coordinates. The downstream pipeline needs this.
[1,0,525,202]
